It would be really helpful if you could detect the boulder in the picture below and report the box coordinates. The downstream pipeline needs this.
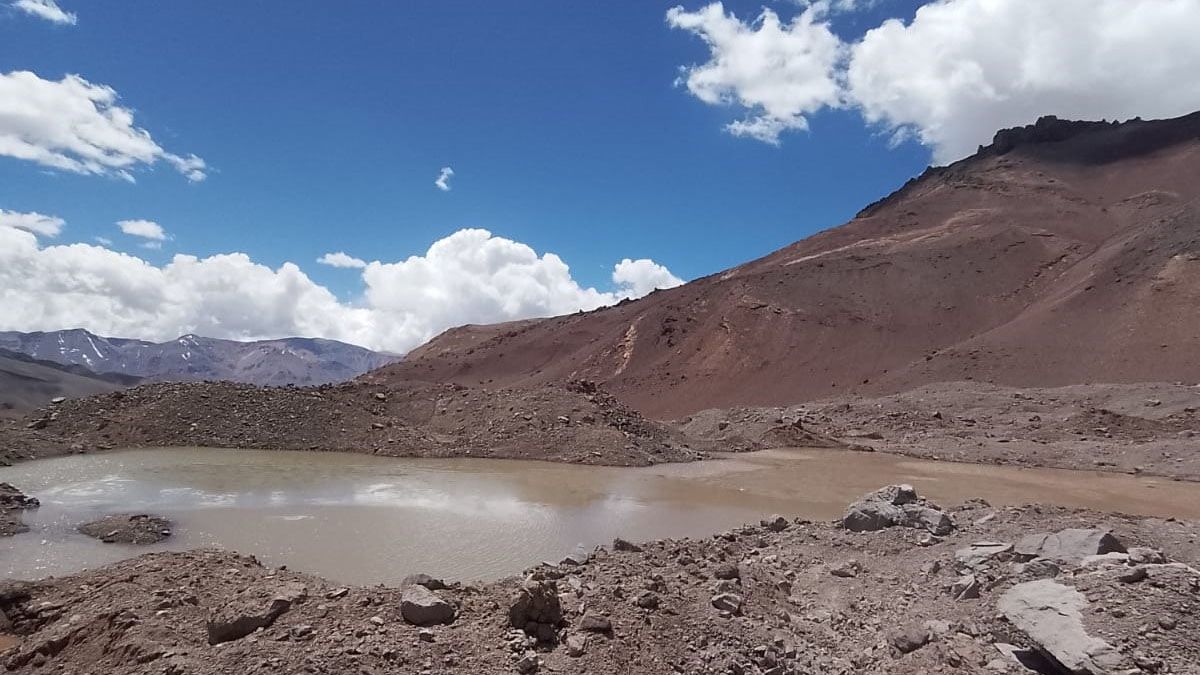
[400,585,455,626]
[508,579,563,638]
[842,484,954,535]
[998,579,1125,674]
[207,582,307,645]
[1015,529,1125,564]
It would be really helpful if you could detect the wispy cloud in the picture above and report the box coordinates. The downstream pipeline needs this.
[118,219,167,241]
[0,209,64,237]
[12,0,76,25]
[434,166,454,192]
[317,251,368,269]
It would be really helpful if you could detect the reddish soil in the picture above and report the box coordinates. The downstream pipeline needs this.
[386,113,1200,419]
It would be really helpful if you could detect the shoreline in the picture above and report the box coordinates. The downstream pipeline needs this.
[1,490,1197,673]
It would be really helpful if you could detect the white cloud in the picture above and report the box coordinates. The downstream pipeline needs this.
[317,251,367,269]
[666,2,844,144]
[613,258,685,298]
[669,0,1200,163]
[12,0,75,25]
[847,0,1200,163]
[0,71,206,181]
[435,166,454,191]
[117,219,167,241]
[0,209,64,237]
[94,236,112,246]
[0,227,683,354]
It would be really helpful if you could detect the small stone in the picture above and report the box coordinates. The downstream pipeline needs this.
[1127,547,1166,565]
[634,591,660,609]
[710,593,743,614]
[418,628,435,642]
[565,634,586,657]
[829,560,862,578]
[890,625,930,653]
[762,515,789,532]
[1117,566,1148,584]
[713,563,740,580]
[951,574,980,600]
[612,537,643,553]
[578,613,612,633]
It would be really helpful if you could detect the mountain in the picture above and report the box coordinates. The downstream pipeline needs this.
[0,348,137,417]
[385,113,1200,418]
[0,329,399,387]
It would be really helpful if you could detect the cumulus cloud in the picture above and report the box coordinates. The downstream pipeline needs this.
[613,258,685,298]
[0,209,64,237]
[666,2,844,144]
[12,0,75,24]
[847,0,1200,163]
[669,0,1200,162]
[0,71,207,181]
[0,227,683,353]
[117,219,167,241]
[317,251,367,269]
[434,166,454,191]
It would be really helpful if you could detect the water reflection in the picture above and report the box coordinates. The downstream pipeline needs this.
[1,447,1196,584]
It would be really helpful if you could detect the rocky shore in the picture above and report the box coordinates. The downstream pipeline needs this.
[0,486,1197,674]
[1,378,840,470]
[681,381,1200,482]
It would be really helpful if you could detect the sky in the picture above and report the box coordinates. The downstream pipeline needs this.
[3,0,1200,353]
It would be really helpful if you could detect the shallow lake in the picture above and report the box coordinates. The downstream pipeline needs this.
[2,447,1197,584]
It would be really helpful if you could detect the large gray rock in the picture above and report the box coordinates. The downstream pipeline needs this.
[1015,529,1125,564]
[207,582,307,644]
[400,584,455,626]
[998,579,1125,674]
[955,542,1014,568]
[842,484,954,535]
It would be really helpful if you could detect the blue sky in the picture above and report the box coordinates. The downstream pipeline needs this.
[3,0,1197,351]
[0,1,929,294]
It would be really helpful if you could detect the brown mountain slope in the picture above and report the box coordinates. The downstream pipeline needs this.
[385,113,1200,418]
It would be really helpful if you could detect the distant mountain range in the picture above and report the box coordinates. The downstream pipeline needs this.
[0,348,137,417]
[0,329,399,389]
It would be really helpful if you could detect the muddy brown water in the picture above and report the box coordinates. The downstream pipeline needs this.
[2,447,1198,585]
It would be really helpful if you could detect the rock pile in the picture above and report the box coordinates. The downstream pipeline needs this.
[841,484,955,535]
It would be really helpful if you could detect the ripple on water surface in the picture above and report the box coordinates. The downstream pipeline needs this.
[1,447,1197,585]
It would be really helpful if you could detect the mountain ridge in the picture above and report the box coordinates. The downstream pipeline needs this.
[0,329,399,388]
[384,111,1200,418]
